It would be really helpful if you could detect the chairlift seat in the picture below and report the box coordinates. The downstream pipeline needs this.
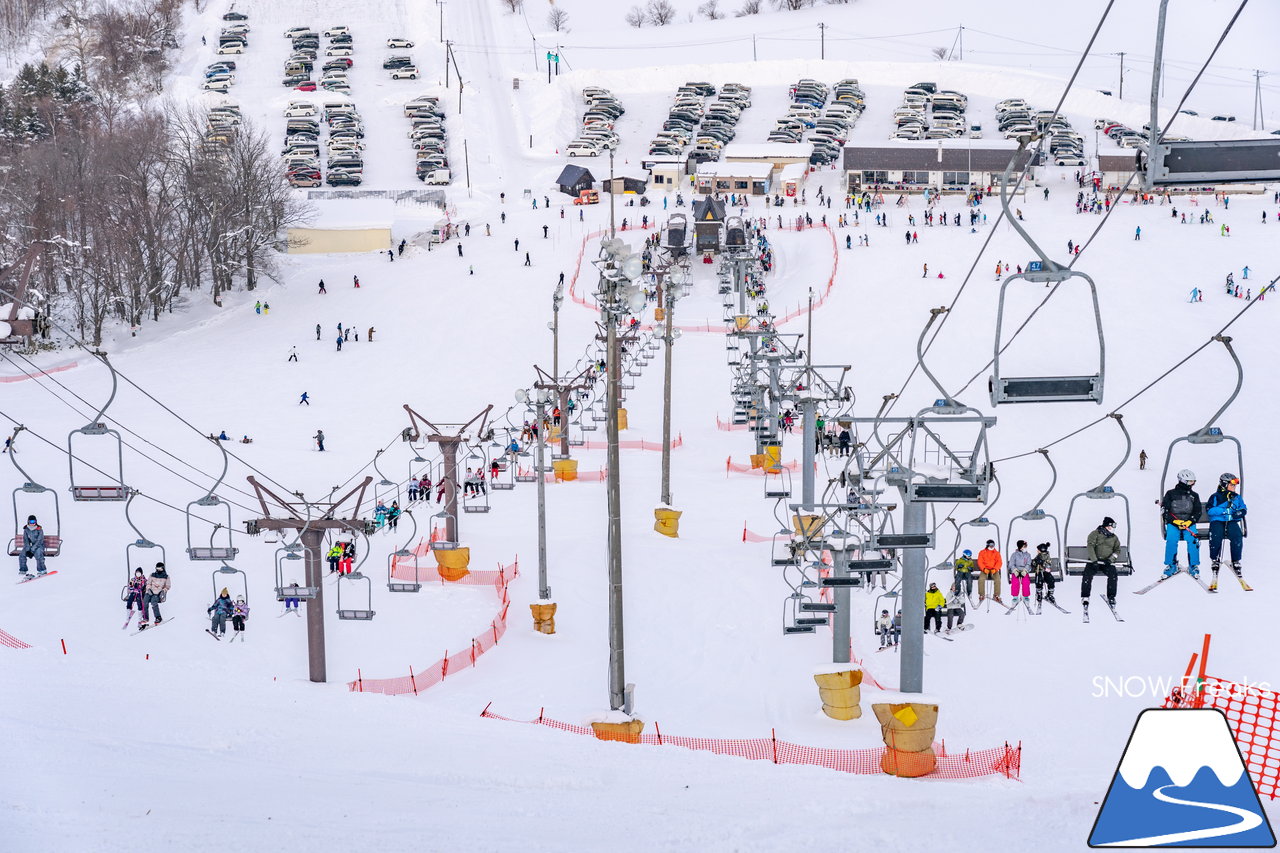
[515,472,537,483]
[764,488,791,498]
[847,558,894,572]
[337,608,376,620]
[820,576,864,587]
[9,534,62,557]
[799,601,837,613]
[580,422,598,432]
[909,483,987,503]
[772,555,800,567]
[1064,546,1133,577]
[492,481,515,490]
[462,504,490,514]
[430,539,460,551]
[795,616,828,626]
[72,485,128,501]
[591,412,607,422]
[783,625,816,635]
[870,532,934,549]
[991,375,1102,405]
[387,582,422,593]
[187,546,239,561]
[275,585,319,601]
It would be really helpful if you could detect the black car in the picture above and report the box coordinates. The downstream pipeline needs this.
[326,170,362,186]
[282,75,310,87]
[683,81,715,97]
[383,55,414,69]
[222,11,248,20]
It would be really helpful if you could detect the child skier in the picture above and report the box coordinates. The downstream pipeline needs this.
[231,596,250,640]
[1008,540,1032,606]
[1032,543,1058,606]
[282,581,302,615]
[207,588,233,638]
[123,568,146,626]
[945,584,967,632]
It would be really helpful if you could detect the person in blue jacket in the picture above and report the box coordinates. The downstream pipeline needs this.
[1206,472,1247,579]
[207,588,234,637]
[17,515,46,577]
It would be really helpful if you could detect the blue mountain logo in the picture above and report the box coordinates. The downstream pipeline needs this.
[1089,708,1276,847]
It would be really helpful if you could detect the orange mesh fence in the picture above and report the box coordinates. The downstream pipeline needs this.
[480,706,1020,780]
[350,559,518,695]
[0,628,31,649]
[578,434,683,452]
[726,457,800,476]
[1163,674,1280,799]
[715,414,749,432]
[517,466,610,483]
[0,360,79,383]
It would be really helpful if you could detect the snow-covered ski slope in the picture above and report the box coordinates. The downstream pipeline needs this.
[2,1,1279,850]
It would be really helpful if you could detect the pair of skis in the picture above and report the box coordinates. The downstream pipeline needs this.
[205,629,246,642]
[1133,566,1213,595]
[1082,596,1123,623]
[1210,565,1253,592]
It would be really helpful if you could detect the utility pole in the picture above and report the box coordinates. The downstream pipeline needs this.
[1145,0,1168,194]
[445,40,451,88]
[1255,70,1267,131]
[818,22,826,60]
[658,262,688,507]
[752,34,757,62]
[958,24,963,61]
[436,0,445,42]
[1117,51,1126,100]
[609,148,616,237]
[245,477,373,683]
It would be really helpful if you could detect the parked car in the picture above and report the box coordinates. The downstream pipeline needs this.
[387,37,414,48]
[326,170,362,186]
[295,80,317,92]
[326,46,353,57]
[324,26,350,37]
[217,42,245,54]
[566,141,601,157]
[222,11,248,20]
[390,66,418,80]
[383,55,413,69]
[1211,114,1236,122]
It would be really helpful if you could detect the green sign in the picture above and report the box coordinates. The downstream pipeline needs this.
[546,52,559,62]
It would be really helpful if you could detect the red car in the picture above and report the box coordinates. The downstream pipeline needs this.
[295,81,317,92]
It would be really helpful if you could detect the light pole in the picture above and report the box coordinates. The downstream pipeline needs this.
[516,387,553,600]
[593,237,647,713]
[549,279,563,382]
[436,0,445,42]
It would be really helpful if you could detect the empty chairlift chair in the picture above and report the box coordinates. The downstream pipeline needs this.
[67,355,128,501]
[8,427,63,559]
[185,431,238,561]
[386,510,421,593]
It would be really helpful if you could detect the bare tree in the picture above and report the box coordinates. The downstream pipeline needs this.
[646,0,676,25]
[771,0,812,9]
[931,46,948,60]
[698,0,724,19]
[500,0,523,11]
[736,0,761,14]
[547,7,568,31]
[624,5,645,26]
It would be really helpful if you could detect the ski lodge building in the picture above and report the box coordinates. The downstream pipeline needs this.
[841,142,1032,193]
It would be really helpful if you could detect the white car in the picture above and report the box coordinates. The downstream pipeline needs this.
[203,79,231,91]
[565,141,601,157]
[284,103,317,117]
[284,26,312,37]
[324,27,350,37]
[216,43,245,54]
[1054,155,1087,166]
[386,37,414,48]
[390,66,418,80]
[325,46,353,57]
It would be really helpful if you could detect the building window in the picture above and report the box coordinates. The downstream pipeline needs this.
[942,171,971,185]
[902,170,930,184]
[734,180,748,190]
[653,174,665,185]
[716,179,730,190]
[861,170,888,184]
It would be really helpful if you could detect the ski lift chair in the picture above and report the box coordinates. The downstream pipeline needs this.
[783,592,826,634]
[430,508,459,550]
[873,589,900,641]
[186,496,239,561]
[373,449,401,508]
[123,490,163,580]
[211,563,248,604]
[764,466,792,499]
[387,510,421,592]
[336,571,376,620]
[491,459,516,490]
[1065,414,1136,577]
[900,402,994,503]
[274,548,318,601]
[66,355,128,501]
[1001,450,1065,582]
[1158,336,1247,541]
[8,430,62,558]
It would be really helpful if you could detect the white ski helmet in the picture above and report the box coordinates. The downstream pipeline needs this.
[1177,468,1196,484]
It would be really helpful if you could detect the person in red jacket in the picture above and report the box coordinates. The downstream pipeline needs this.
[976,539,1004,603]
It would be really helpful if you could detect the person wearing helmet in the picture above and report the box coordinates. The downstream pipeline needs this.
[945,582,968,632]
[1160,469,1203,578]
[976,539,1004,603]
[1205,473,1247,585]
[231,595,250,640]
[17,515,46,577]
[1031,542,1058,606]
[953,549,977,600]
[924,582,947,633]
[876,609,894,648]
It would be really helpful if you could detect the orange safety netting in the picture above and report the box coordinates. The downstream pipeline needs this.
[578,434,683,452]
[479,706,1020,780]
[715,414,749,432]
[0,628,31,649]
[726,456,800,476]
[0,360,78,383]
[349,558,519,695]
[515,466,610,483]
[1162,636,1280,799]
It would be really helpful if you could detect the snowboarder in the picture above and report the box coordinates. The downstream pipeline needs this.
[17,515,46,577]
[1160,469,1202,577]
[1081,518,1121,606]
[318,280,327,294]
[288,346,298,362]
[976,539,1003,602]
[924,582,946,633]
[231,596,250,639]
[207,588,233,638]
[124,568,146,617]
[298,392,309,405]
[313,430,325,452]
[1206,473,1246,581]
[1008,540,1032,605]
[1031,543,1057,605]
[953,549,976,599]
[140,562,169,628]
[945,584,967,632]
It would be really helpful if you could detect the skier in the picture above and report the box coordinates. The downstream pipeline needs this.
[282,581,302,614]
[837,428,851,457]
[387,501,401,532]
[354,275,360,288]
[543,225,549,238]
[1081,518,1121,608]
[388,249,395,262]
[298,392,309,405]
[336,335,343,352]
[922,263,928,278]
[140,562,170,629]
[1134,226,1141,241]
[1205,473,1246,585]
[254,301,261,314]
[124,568,146,621]
[514,238,520,252]
[231,596,250,639]
[877,609,894,648]
[217,431,229,441]
[945,584,967,632]
[318,280,327,294]
[399,239,407,256]
[313,430,325,452]
[316,323,322,340]
[1031,543,1057,606]
[17,515,46,577]
[1160,469,1202,578]
[953,549,976,599]
[976,539,1003,603]
[340,541,355,574]
[458,243,464,257]
[524,252,531,266]
[263,303,269,315]
[924,582,946,634]
[1243,266,1250,279]
[408,480,419,502]
[326,542,342,573]
[288,346,298,362]
[207,588,233,638]
[1008,540,1032,606]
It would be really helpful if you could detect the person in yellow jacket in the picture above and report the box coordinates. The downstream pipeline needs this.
[326,543,343,574]
[976,539,1004,603]
[924,582,947,633]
